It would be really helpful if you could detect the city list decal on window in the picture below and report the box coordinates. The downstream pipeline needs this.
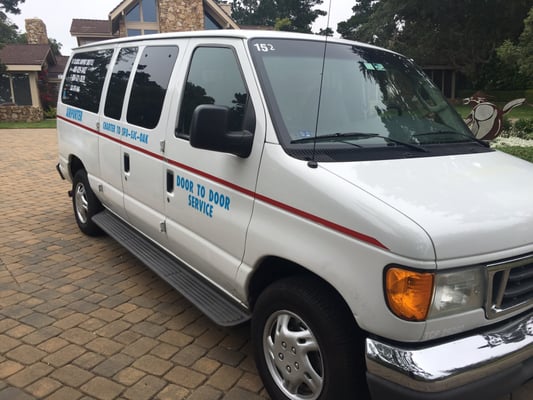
[62,50,113,114]
[66,58,95,91]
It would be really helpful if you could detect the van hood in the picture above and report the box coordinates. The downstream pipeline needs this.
[321,151,533,260]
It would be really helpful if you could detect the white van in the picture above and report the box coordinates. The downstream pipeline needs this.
[56,30,533,400]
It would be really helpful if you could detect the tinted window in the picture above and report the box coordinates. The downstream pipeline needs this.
[126,46,178,129]
[62,50,113,113]
[104,47,139,120]
[177,47,248,136]
[12,73,32,105]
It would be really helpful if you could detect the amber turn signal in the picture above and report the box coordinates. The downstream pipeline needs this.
[385,267,434,321]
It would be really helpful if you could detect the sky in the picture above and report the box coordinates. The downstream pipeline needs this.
[8,0,356,55]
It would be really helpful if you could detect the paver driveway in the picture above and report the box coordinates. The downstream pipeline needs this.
[0,128,531,400]
[0,129,268,400]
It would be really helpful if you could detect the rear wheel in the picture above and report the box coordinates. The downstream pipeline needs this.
[72,169,103,236]
[252,276,369,400]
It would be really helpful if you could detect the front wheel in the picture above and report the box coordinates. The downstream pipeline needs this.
[252,276,369,400]
[72,169,103,236]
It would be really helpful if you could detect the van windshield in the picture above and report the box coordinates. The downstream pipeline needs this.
[249,38,490,161]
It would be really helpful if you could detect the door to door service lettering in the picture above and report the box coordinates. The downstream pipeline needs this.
[164,40,265,295]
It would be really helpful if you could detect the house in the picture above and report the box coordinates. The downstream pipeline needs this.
[0,19,67,122]
[70,0,238,47]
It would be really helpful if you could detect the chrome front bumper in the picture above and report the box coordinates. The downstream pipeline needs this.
[366,312,533,400]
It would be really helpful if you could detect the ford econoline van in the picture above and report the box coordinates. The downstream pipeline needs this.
[56,30,533,400]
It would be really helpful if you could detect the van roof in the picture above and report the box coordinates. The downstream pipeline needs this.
[74,29,387,53]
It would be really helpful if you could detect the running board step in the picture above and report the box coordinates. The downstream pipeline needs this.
[92,210,251,326]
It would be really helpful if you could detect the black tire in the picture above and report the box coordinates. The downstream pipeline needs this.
[72,169,104,236]
[252,276,369,400]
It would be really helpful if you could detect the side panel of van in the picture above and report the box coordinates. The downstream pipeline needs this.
[163,38,266,295]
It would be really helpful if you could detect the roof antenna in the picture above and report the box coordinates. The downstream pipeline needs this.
[308,0,334,169]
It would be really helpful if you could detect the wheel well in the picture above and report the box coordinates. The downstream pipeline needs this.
[248,257,357,326]
[69,156,85,180]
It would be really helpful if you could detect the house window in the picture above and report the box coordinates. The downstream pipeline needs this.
[12,74,32,106]
[0,74,12,104]
[0,73,32,106]
[125,0,159,36]
[205,13,222,30]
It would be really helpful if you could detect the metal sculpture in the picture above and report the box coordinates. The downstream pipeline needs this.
[463,95,525,140]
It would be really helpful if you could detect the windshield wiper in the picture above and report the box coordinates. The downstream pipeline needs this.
[413,131,490,148]
[291,132,428,152]
[291,132,379,144]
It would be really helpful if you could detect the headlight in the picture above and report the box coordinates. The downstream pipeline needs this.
[385,266,484,321]
[428,267,484,319]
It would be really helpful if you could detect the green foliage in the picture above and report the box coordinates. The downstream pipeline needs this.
[514,118,533,138]
[43,107,57,119]
[317,26,334,36]
[337,0,532,82]
[516,6,533,80]
[0,11,20,45]
[337,0,376,40]
[232,0,326,33]
[0,0,24,14]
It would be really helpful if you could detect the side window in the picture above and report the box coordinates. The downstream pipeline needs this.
[104,47,139,120]
[62,49,113,113]
[177,47,248,137]
[126,46,179,129]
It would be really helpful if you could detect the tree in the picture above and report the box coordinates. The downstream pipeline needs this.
[337,0,377,40]
[0,0,24,46]
[0,0,24,14]
[0,12,19,45]
[337,0,532,81]
[511,5,533,81]
[232,0,326,33]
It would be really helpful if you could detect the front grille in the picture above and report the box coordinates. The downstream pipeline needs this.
[485,254,533,319]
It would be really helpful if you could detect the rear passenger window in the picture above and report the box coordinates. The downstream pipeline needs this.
[177,47,248,137]
[62,50,114,113]
[104,47,139,120]
[126,46,178,129]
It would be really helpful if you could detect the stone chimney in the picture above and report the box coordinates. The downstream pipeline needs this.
[159,0,204,32]
[25,18,49,45]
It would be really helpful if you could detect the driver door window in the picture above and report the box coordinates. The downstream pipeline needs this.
[176,46,249,138]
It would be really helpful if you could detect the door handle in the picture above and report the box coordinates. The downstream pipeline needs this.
[166,170,174,193]
[124,153,130,173]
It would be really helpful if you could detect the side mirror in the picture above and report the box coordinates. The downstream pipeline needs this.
[189,105,254,158]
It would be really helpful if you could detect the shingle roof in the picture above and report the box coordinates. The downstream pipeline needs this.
[70,19,113,36]
[47,55,69,79]
[0,44,50,66]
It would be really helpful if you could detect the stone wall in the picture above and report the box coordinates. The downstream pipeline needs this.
[0,106,44,122]
[25,19,49,45]
[159,0,204,32]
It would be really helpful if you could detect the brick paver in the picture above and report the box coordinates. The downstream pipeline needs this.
[0,129,269,399]
[1,128,531,400]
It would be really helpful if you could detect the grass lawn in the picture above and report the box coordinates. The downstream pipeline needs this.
[0,118,56,129]
[496,146,533,163]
